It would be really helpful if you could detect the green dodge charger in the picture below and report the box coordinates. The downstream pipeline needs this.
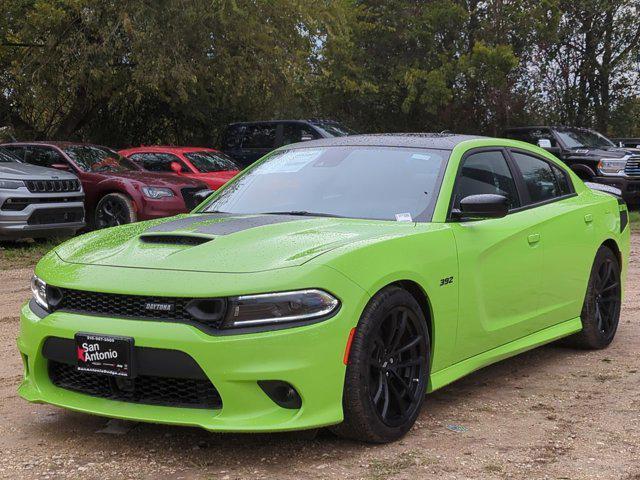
[18,134,629,443]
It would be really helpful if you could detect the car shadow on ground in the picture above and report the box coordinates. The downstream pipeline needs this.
[22,341,581,469]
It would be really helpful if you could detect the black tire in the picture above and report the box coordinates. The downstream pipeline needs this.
[331,286,430,443]
[94,193,137,229]
[567,246,622,349]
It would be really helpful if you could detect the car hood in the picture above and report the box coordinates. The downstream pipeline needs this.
[98,170,206,188]
[0,161,78,180]
[564,147,634,160]
[196,170,239,180]
[54,213,417,273]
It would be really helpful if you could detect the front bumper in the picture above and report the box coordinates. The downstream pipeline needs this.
[0,189,85,239]
[594,176,640,204]
[17,269,365,432]
[136,188,208,220]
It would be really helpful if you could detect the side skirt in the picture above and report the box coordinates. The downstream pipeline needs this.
[427,317,582,392]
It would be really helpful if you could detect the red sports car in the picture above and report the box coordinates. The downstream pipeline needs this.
[1,142,210,229]
[119,146,240,190]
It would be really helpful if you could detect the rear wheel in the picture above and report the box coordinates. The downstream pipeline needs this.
[95,193,137,229]
[568,246,622,349]
[331,286,430,443]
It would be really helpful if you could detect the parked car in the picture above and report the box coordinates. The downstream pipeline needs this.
[219,119,356,168]
[503,126,640,205]
[19,134,629,443]
[119,146,239,190]
[1,142,209,229]
[612,138,640,149]
[0,147,84,240]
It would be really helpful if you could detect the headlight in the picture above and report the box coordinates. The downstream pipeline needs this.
[142,186,174,199]
[598,159,627,176]
[221,289,339,329]
[0,179,24,189]
[30,275,48,310]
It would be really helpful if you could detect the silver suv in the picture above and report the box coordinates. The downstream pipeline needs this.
[0,148,85,240]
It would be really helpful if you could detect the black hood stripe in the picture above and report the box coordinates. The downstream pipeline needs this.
[147,214,305,236]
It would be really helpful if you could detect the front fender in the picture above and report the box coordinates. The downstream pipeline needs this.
[321,224,459,373]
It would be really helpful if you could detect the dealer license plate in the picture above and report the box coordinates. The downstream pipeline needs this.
[75,333,134,377]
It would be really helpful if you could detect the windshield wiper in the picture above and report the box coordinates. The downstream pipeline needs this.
[261,210,344,218]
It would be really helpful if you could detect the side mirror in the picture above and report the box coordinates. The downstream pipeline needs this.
[455,194,509,220]
[537,139,561,155]
[170,161,183,173]
[537,138,552,149]
[51,163,70,171]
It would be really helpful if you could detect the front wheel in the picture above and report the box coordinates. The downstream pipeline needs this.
[95,193,137,229]
[331,286,430,443]
[568,246,622,349]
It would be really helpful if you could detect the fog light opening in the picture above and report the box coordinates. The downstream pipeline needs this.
[258,380,302,409]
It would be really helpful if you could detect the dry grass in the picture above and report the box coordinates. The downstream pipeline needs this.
[0,238,67,270]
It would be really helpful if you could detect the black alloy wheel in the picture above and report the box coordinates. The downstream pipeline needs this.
[592,252,622,341]
[95,193,136,229]
[332,286,430,443]
[368,306,427,427]
[567,246,622,349]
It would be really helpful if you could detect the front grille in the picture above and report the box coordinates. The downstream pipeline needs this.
[50,288,227,330]
[1,196,80,211]
[27,207,84,225]
[624,156,640,177]
[25,179,81,193]
[49,361,222,409]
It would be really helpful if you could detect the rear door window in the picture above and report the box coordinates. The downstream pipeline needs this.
[507,129,558,148]
[129,153,186,172]
[281,123,319,146]
[510,151,570,204]
[242,124,277,149]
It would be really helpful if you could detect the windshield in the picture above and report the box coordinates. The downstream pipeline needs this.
[184,151,239,172]
[313,122,356,137]
[202,146,448,221]
[64,145,140,173]
[555,129,615,149]
[0,147,18,163]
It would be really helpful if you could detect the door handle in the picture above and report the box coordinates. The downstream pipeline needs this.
[527,233,541,245]
[584,213,593,224]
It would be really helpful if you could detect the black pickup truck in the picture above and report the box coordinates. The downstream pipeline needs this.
[503,126,640,205]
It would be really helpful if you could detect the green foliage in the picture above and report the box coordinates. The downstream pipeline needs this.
[1,0,639,145]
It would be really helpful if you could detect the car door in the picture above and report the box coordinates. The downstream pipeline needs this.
[507,149,595,327]
[448,149,544,360]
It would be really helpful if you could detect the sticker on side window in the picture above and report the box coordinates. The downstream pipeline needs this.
[395,212,413,222]
[255,149,323,174]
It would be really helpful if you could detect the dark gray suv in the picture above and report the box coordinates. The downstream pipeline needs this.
[219,119,356,168]
[0,148,85,240]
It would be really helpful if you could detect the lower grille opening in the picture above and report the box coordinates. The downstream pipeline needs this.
[49,361,222,409]
[27,207,84,225]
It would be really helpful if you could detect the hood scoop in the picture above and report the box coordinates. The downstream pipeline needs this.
[138,234,213,246]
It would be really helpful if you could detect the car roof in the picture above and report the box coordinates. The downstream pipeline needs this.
[120,146,219,154]
[227,119,343,126]
[504,125,595,131]
[2,141,111,149]
[280,133,486,151]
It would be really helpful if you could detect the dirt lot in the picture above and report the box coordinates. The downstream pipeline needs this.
[0,234,638,480]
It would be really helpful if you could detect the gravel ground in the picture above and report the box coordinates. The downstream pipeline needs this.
[0,234,638,480]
